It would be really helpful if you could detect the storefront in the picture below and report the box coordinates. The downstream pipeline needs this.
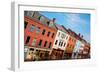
[50,48,64,60]
[24,46,51,61]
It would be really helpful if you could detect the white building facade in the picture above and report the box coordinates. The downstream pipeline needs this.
[52,26,70,51]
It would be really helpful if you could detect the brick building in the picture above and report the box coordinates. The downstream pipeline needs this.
[62,28,77,59]
[24,11,90,61]
[24,11,57,61]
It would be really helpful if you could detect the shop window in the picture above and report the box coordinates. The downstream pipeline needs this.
[30,48,34,51]
[25,36,30,44]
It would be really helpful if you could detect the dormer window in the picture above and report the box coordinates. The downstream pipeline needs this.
[39,16,45,22]
[47,21,50,26]
[27,11,34,17]
[38,16,41,20]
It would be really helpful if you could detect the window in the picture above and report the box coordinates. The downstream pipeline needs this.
[38,16,41,20]
[61,33,65,39]
[32,38,36,46]
[36,27,40,33]
[44,41,47,47]
[61,42,63,47]
[24,11,27,16]
[38,40,42,46]
[58,32,60,37]
[47,21,50,26]
[47,31,50,37]
[52,33,54,38]
[24,21,28,29]
[48,42,52,48]
[28,12,34,17]
[25,36,30,44]
[59,41,61,46]
[39,16,45,22]
[64,43,66,47]
[30,48,34,51]
[66,36,68,40]
[32,12,35,17]
[30,25,34,32]
[42,29,46,35]
[55,40,58,45]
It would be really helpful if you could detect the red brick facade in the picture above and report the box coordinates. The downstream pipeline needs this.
[24,16,57,49]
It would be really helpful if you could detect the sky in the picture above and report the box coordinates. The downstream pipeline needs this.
[39,11,90,43]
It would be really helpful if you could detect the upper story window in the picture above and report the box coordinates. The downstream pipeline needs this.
[59,41,61,46]
[47,31,50,37]
[64,43,66,47]
[47,21,50,26]
[58,32,60,37]
[27,11,34,17]
[24,21,28,29]
[48,42,52,48]
[32,38,37,46]
[42,29,46,35]
[61,42,63,47]
[44,41,47,47]
[55,40,58,45]
[66,36,68,40]
[39,16,45,22]
[38,16,41,20]
[30,25,34,32]
[61,33,65,39]
[25,36,30,44]
[52,33,54,38]
[36,27,40,33]
[32,12,35,17]
[38,39,42,47]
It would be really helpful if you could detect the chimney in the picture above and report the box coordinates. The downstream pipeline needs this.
[78,33,80,37]
[52,18,56,22]
[81,35,83,38]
